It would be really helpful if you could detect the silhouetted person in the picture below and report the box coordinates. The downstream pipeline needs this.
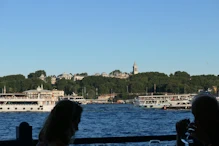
[176,94,219,146]
[37,100,83,146]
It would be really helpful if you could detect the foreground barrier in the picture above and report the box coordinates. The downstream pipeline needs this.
[0,122,177,146]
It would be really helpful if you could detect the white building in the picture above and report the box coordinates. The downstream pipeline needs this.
[23,85,52,98]
[57,72,73,80]
[133,62,138,75]
[52,89,64,98]
[94,73,100,76]
[101,72,109,77]
[73,75,85,81]
[50,75,57,84]
[23,85,64,99]
[39,74,46,81]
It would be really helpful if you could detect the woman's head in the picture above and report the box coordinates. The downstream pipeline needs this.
[192,94,219,123]
[191,94,219,142]
[39,100,83,145]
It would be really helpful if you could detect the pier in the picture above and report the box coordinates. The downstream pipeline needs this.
[0,122,177,146]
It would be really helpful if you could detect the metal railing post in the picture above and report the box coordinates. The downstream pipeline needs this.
[16,122,33,146]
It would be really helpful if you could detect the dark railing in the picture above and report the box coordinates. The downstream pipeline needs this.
[0,122,177,146]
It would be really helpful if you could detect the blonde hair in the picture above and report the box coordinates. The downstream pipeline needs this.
[39,100,83,145]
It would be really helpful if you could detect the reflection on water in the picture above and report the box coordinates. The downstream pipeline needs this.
[0,104,193,145]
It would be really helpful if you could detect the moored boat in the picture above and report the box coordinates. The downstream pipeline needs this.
[134,94,196,109]
[0,85,62,112]
[60,93,88,105]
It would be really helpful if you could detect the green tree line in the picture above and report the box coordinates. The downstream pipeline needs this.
[0,70,219,99]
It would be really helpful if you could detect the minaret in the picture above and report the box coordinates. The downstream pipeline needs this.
[3,86,6,94]
[133,62,138,75]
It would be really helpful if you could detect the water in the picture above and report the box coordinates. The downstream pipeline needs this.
[0,104,193,145]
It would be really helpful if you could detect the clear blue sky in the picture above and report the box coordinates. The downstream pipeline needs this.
[1,0,219,77]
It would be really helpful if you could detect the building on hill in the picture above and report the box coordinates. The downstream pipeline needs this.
[73,74,85,81]
[114,72,129,79]
[133,62,138,75]
[94,73,100,76]
[101,72,109,77]
[39,74,46,81]
[57,72,73,80]
[50,75,57,84]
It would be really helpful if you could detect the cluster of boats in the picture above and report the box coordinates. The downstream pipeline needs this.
[133,94,196,109]
[0,93,88,112]
[0,85,199,112]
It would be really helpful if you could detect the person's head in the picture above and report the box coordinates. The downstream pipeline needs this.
[39,100,83,145]
[192,94,219,133]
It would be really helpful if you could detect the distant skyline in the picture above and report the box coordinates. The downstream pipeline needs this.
[1,0,219,77]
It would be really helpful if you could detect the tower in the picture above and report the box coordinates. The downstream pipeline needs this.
[133,62,138,75]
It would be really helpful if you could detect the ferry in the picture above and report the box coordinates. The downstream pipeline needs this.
[134,96,170,108]
[165,95,193,109]
[60,94,88,105]
[0,86,59,112]
[134,94,196,109]
[165,99,191,109]
[0,93,57,112]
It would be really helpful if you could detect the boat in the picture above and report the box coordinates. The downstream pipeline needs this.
[0,93,57,112]
[134,94,196,109]
[60,94,88,105]
[133,95,170,109]
[0,85,62,112]
[165,100,191,109]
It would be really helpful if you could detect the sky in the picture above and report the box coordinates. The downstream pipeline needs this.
[1,0,219,77]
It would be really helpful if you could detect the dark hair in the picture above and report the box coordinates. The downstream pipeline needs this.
[192,94,219,144]
[192,94,219,121]
[39,100,83,145]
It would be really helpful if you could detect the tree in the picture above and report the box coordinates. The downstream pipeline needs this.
[76,73,88,76]
[87,89,95,99]
[56,79,67,91]
[28,73,35,78]
[35,70,46,77]
[28,70,46,78]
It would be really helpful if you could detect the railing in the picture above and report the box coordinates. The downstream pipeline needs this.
[0,122,177,146]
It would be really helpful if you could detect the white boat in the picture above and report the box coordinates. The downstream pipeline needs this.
[0,93,57,112]
[166,99,191,109]
[133,96,170,109]
[60,96,88,105]
[0,85,62,112]
[134,94,195,109]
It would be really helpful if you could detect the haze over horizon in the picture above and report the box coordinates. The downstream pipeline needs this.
[1,0,219,77]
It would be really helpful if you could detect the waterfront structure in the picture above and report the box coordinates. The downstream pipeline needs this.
[23,85,64,98]
[51,89,64,98]
[23,85,52,98]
